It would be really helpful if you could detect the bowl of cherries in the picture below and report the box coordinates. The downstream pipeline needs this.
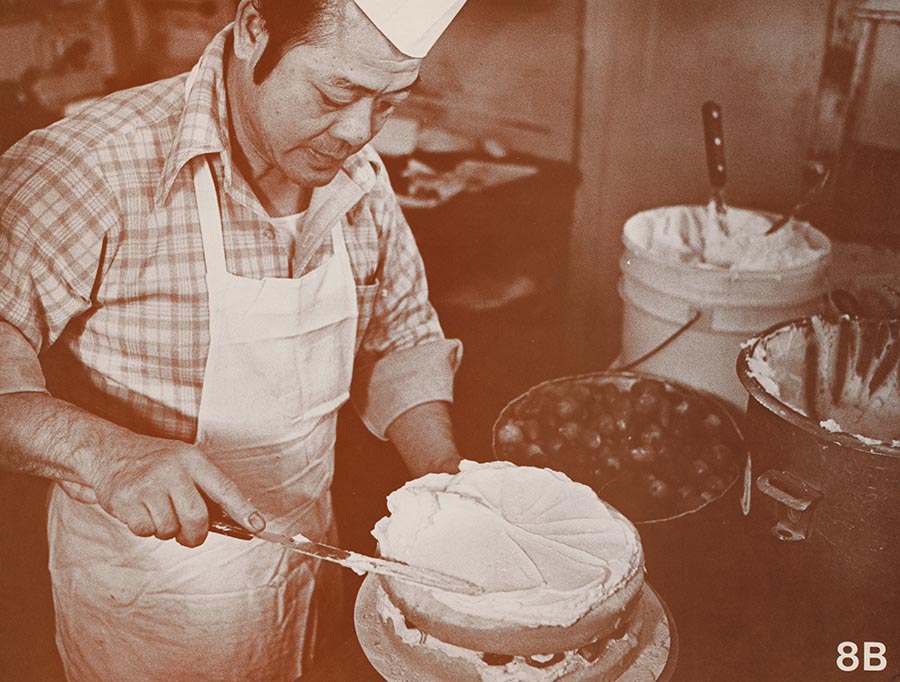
[492,371,746,524]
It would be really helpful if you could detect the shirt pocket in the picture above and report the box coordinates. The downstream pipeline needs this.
[354,281,380,353]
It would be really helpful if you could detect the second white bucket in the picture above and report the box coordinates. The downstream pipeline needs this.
[618,205,832,408]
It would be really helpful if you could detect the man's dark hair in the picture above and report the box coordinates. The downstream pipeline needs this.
[252,0,339,84]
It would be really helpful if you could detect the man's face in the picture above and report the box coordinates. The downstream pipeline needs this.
[238,6,421,188]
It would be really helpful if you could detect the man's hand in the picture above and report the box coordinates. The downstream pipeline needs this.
[81,436,266,547]
[386,401,461,478]
[0,331,266,548]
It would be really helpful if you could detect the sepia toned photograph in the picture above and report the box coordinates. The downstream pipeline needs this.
[1,2,898,681]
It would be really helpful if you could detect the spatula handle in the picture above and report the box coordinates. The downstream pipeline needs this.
[202,494,256,540]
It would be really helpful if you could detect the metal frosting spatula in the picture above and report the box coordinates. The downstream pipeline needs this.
[701,100,730,237]
[206,503,483,596]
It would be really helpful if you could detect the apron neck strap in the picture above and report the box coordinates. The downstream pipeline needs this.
[194,157,229,278]
[329,219,348,261]
[185,64,228,278]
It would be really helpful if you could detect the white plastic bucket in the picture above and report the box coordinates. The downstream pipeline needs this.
[618,205,832,407]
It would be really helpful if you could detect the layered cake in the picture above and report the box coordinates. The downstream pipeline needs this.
[369,461,648,682]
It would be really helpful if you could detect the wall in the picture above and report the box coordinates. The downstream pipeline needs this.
[402,0,582,162]
[0,1,236,114]
[569,0,831,366]
[0,4,117,111]
[857,21,900,149]
[108,0,236,83]
[0,23,43,80]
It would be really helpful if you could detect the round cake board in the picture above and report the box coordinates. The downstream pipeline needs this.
[354,574,677,682]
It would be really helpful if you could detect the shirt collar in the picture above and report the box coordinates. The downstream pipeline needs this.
[155,24,232,207]
[155,24,379,209]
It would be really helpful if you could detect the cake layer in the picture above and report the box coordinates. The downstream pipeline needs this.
[374,578,646,682]
[372,460,645,654]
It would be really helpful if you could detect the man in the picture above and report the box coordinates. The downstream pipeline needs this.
[0,0,467,680]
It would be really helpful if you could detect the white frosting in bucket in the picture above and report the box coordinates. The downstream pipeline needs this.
[372,461,641,627]
[623,204,829,271]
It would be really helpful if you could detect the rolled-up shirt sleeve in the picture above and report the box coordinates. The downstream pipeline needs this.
[0,321,48,395]
[0,130,115,395]
[350,170,462,439]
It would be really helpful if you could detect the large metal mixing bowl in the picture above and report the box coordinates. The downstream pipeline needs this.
[737,316,900,632]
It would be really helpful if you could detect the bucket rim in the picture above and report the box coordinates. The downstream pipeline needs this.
[736,315,900,458]
[621,204,833,277]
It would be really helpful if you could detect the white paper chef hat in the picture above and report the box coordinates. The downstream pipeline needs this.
[352,0,467,58]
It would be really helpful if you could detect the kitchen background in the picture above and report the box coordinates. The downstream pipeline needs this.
[1,1,898,681]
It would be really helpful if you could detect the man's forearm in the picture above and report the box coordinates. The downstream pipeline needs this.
[385,401,460,478]
[0,391,133,486]
[0,320,125,485]
[0,325,262,544]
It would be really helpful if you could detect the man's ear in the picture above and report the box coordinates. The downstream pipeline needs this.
[233,0,269,65]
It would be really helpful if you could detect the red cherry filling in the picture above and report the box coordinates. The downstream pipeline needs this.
[481,653,515,666]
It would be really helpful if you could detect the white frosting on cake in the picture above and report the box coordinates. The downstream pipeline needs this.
[372,461,641,627]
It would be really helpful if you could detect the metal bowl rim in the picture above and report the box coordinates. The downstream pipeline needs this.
[736,315,900,458]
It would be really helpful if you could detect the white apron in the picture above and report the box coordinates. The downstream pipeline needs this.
[48,70,360,682]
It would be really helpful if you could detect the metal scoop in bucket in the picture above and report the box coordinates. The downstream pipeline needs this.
[765,165,831,236]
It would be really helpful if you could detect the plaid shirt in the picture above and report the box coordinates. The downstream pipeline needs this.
[0,26,460,442]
